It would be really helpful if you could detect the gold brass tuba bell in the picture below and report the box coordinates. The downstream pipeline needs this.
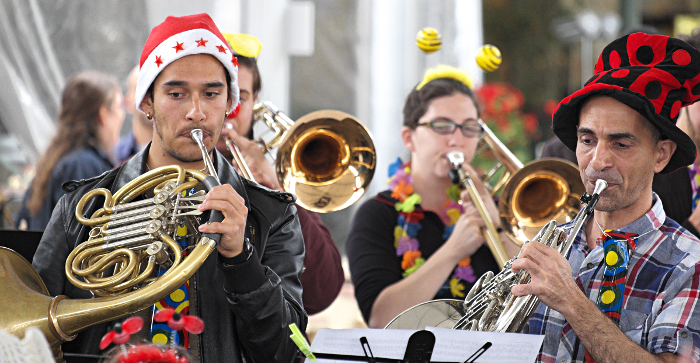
[0,130,224,360]
[225,101,376,213]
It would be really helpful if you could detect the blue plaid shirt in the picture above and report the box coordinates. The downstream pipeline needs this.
[524,194,700,362]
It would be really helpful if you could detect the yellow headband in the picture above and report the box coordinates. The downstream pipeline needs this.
[222,33,263,59]
[416,65,473,90]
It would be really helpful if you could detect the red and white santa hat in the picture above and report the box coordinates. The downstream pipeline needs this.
[135,13,239,114]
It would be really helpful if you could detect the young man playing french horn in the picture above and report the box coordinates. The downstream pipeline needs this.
[32,13,306,363]
[516,33,700,362]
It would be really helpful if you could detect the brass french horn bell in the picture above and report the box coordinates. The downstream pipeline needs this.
[0,129,223,360]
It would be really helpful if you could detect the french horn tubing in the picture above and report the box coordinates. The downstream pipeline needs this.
[0,129,223,360]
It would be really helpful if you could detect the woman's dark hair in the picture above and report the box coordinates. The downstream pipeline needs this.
[402,78,481,129]
[26,71,120,215]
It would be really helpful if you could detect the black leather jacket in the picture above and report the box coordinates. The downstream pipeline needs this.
[32,146,307,363]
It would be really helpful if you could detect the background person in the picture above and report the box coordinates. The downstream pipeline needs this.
[114,65,153,163]
[651,29,700,237]
[15,71,125,231]
[217,33,344,315]
[346,65,521,328]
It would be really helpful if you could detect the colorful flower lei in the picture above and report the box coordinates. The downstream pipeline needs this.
[388,158,477,298]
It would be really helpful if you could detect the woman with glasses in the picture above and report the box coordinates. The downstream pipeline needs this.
[347,65,521,328]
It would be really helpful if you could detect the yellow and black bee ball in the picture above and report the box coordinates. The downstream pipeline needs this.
[416,27,442,54]
[476,44,502,72]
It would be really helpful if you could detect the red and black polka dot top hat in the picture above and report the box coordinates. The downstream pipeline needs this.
[552,32,700,173]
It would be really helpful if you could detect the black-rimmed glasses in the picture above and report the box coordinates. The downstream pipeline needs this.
[416,119,483,138]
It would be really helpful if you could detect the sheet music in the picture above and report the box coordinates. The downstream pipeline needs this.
[311,328,544,363]
[426,327,544,363]
[312,328,416,361]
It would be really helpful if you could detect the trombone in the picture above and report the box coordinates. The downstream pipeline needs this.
[452,119,584,266]
[224,101,376,213]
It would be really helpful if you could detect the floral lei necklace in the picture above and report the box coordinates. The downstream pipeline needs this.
[388,158,476,298]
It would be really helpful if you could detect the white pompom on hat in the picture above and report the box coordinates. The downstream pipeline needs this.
[134,13,239,114]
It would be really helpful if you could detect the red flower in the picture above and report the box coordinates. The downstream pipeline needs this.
[154,309,204,334]
[524,113,539,135]
[544,99,559,117]
[100,317,144,349]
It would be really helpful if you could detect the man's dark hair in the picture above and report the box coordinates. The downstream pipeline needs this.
[403,78,481,129]
[236,55,262,96]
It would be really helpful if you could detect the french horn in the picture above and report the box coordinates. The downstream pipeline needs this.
[0,129,223,360]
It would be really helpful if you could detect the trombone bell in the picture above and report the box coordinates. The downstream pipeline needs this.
[277,110,376,213]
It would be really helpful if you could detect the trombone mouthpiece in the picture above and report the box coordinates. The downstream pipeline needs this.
[447,151,465,168]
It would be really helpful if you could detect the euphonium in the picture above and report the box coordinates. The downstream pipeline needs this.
[386,179,608,332]
[0,129,224,360]
[225,101,376,213]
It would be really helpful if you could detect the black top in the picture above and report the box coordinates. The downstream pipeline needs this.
[652,166,700,237]
[346,190,499,324]
[15,146,113,231]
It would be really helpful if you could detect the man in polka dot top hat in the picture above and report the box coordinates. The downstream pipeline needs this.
[512,33,700,362]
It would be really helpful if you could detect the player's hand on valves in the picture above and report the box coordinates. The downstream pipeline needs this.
[444,202,487,262]
[509,240,579,313]
[197,184,248,258]
[458,163,501,228]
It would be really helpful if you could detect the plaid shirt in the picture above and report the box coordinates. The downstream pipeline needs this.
[524,194,700,362]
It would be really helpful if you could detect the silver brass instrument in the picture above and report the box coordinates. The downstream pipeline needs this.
[225,101,376,213]
[0,129,223,360]
[386,179,608,332]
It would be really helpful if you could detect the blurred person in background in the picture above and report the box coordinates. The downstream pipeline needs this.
[346,65,521,328]
[651,28,700,237]
[114,65,153,163]
[15,71,125,231]
[216,33,344,315]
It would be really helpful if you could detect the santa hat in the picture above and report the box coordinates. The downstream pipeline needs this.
[135,13,239,114]
[552,32,700,173]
